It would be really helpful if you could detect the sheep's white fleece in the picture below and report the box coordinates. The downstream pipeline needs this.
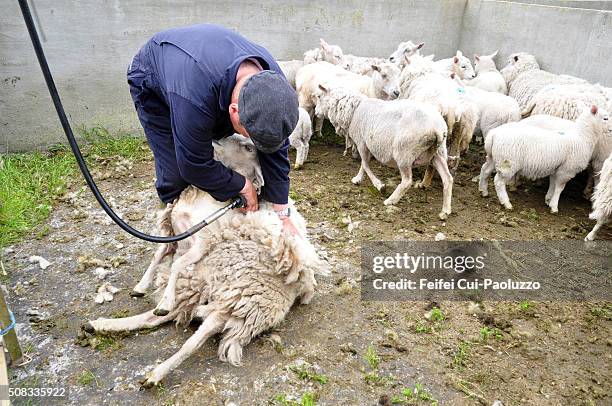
[521,84,608,120]
[500,52,587,110]
[278,60,306,89]
[586,153,612,240]
[464,85,520,138]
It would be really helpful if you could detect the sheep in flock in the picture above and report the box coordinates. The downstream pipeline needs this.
[289,107,313,169]
[585,153,612,241]
[467,50,507,94]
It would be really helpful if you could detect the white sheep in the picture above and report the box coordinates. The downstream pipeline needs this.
[314,84,454,219]
[289,107,313,169]
[521,83,609,120]
[585,153,612,241]
[434,51,475,80]
[522,113,612,197]
[389,41,425,66]
[296,61,400,140]
[303,38,349,69]
[466,51,507,94]
[479,105,610,213]
[278,60,305,89]
[451,73,520,139]
[500,52,587,110]
[86,135,329,387]
[400,54,479,171]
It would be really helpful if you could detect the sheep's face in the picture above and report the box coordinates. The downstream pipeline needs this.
[213,135,265,192]
[371,62,401,100]
[319,39,348,69]
[452,52,475,79]
[500,52,539,83]
[389,41,425,65]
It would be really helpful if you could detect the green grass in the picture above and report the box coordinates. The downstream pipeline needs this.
[364,344,380,370]
[390,383,438,405]
[274,392,317,406]
[77,370,97,386]
[0,127,148,248]
[289,364,328,384]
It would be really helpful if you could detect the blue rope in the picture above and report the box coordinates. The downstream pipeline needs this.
[0,310,16,336]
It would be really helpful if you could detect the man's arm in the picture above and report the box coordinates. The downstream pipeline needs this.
[168,93,246,201]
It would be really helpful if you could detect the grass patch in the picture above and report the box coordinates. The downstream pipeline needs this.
[390,383,438,405]
[289,364,328,384]
[364,344,380,370]
[452,341,471,370]
[0,128,147,248]
[480,327,503,342]
[77,370,98,386]
[274,392,317,406]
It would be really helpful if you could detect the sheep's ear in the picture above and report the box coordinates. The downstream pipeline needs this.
[456,50,463,58]
[318,83,329,93]
[416,42,424,50]
[474,54,480,61]
[490,50,499,59]
[591,105,598,115]
[371,64,380,72]
[450,73,456,79]
[453,56,459,64]
[320,38,330,50]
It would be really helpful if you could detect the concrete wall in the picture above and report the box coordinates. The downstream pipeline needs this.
[1,0,610,152]
[459,0,612,81]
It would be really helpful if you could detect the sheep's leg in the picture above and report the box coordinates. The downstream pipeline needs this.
[494,173,513,210]
[154,244,206,316]
[132,244,173,296]
[432,154,454,220]
[547,175,571,214]
[479,156,495,197]
[314,114,324,137]
[583,169,594,199]
[355,148,385,191]
[294,141,305,170]
[585,219,605,241]
[414,165,435,189]
[384,166,413,206]
[84,310,176,334]
[141,312,225,388]
[544,174,556,205]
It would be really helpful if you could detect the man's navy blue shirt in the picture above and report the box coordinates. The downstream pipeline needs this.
[129,24,290,204]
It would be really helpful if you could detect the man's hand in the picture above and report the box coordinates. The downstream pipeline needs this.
[239,179,258,213]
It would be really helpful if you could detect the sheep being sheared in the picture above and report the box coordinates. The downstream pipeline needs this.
[85,135,329,387]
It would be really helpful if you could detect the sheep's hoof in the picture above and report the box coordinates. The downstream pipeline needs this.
[351,177,362,185]
[293,164,303,170]
[414,181,427,189]
[153,308,170,316]
[383,198,397,206]
[138,376,159,390]
[438,212,449,221]
[81,322,95,334]
[375,183,386,192]
[550,208,558,214]
[503,203,513,210]
[480,191,488,198]
[130,290,145,298]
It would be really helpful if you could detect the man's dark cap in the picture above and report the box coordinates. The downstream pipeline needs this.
[238,70,299,153]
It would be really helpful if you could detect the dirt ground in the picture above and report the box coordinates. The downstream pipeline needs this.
[2,138,610,406]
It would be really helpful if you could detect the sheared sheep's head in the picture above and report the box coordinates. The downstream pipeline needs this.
[319,39,349,70]
[452,51,476,79]
[213,135,265,193]
[371,62,401,100]
[389,41,425,65]
[500,52,540,84]
[473,50,498,74]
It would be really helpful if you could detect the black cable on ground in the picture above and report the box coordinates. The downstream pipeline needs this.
[17,0,244,243]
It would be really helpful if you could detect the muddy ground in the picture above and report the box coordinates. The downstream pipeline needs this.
[2,138,610,406]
